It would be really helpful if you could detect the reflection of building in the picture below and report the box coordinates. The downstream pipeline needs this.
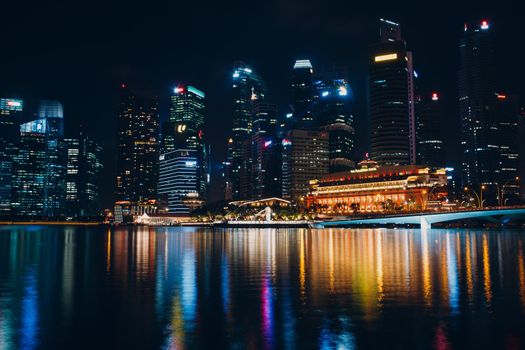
[282,130,329,202]
[307,164,447,212]
[64,130,103,217]
[369,19,416,165]
[158,149,200,215]
[115,85,159,203]
[12,100,66,217]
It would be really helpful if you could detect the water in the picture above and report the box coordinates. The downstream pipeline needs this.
[0,226,525,349]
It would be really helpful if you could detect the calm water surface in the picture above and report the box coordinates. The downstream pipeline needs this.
[1,226,525,349]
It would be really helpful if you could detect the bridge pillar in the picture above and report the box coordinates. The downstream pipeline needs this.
[420,217,431,230]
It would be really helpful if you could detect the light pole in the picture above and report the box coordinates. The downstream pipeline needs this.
[464,186,481,208]
[480,185,486,208]
[500,176,519,206]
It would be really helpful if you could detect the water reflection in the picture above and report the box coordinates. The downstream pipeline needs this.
[0,227,524,349]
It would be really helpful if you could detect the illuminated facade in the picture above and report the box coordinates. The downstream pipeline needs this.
[306,164,447,213]
[0,98,23,216]
[313,67,355,172]
[158,149,200,214]
[459,20,496,187]
[115,85,159,203]
[291,59,314,129]
[65,130,103,217]
[282,130,329,202]
[416,92,445,167]
[230,62,266,199]
[369,19,416,165]
[12,101,66,217]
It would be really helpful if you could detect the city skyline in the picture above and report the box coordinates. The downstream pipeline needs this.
[1,5,524,207]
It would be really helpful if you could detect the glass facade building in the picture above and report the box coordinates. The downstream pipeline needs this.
[416,92,445,167]
[369,19,416,165]
[291,59,314,129]
[115,85,159,203]
[158,149,199,214]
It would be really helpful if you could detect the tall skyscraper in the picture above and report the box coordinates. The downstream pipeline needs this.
[163,85,210,201]
[230,62,267,199]
[65,130,103,217]
[249,101,281,199]
[158,149,199,214]
[369,19,416,165]
[282,130,329,202]
[291,59,314,129]
[459,19,497,187]
[314,68,355,172]
[0,98,23,216]
[12,100,66,217]
[164,85,205,152]
[115,85,159,203]
[416,92,445,167]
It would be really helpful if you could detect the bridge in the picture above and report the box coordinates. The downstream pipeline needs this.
[314,207,525,229]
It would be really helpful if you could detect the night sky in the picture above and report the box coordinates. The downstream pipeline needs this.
[1,1,524,206]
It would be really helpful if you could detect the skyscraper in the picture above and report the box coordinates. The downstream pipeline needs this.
[163,85,210,201]
[291,59,314,129]
[314,68,355,172]
[115,85,159,203]
[0,98,23,216]
[230,62,267,199]
[369,19,416,165]
[416,92,445,167]
[65,130,103,217]
[158,149,199,214]
[11,100,66,217]
[459,19,497,187]
[249,101,281,199]
[282,130,329,202]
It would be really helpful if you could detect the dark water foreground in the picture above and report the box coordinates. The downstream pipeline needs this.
[1,226,525,349]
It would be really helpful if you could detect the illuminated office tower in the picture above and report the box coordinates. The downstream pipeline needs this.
[163,85,210,201]
[369,19,416,165]
[291,59,314,129]
[158,149,199,214]
[65,130,103,217]
[416,92,445,167]
[282,130,329,202]
[231,62,266,199]
[249,101,281,199]
[459,20,498,188]
[314,67,355,172]
[12,100,66,217]
[115,85,159,203]
[494,93,520,203]
[0,98,23,216]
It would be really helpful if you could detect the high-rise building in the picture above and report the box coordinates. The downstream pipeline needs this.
[65,130,103,217]
[0,98,23,216]
[163,84,210,201]
[494,93,520,203]
[249,101,281,199]
[158,149,199,214]
[369,19,416,165]
[416,92,445,167]
[292,59,314,129]
[115,85,159,203]
[459,19,497,188]
[282,130,329,202]
[11,100,66,217]
[163,85,205,152]
[314,70,355,172]
[230,62,267,199]
[222,137,234,200]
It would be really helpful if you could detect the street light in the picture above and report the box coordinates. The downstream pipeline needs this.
[464,186,481,208]
[480,185,486,208]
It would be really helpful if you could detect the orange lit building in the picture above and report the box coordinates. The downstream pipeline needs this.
[306,163,448,213]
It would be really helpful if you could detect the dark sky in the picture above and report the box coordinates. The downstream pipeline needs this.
[2,1,524,206]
